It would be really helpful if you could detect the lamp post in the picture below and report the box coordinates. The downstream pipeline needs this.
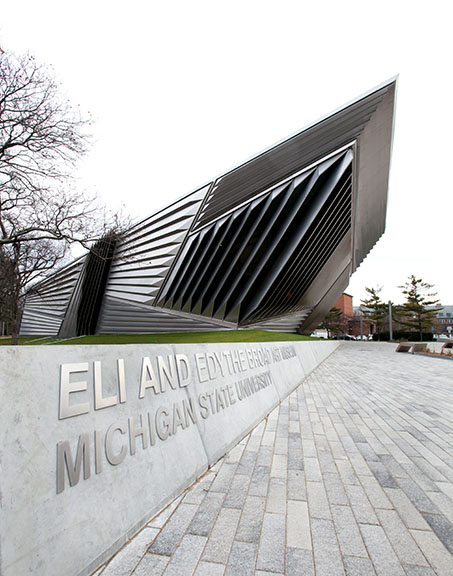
[388,301,393,342]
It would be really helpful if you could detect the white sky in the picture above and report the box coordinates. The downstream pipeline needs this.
[1,0,452,306]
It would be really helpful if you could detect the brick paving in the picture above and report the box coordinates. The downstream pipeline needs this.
[93,342,453,576]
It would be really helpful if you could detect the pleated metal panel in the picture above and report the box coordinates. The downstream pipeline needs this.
[156,149,353,327]
[245,310,313,333]
[19,257,86,336]
[194,83,390,229]
[97,297,226,334]
[244,155,353,324]
[75,236,117,335]
[95,186,209,333]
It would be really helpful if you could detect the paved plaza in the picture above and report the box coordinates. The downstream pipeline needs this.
[92,342,453,576]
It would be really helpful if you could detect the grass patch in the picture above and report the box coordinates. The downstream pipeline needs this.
[49,330,316,345]
[1,330,319,346]
[0,336,51,346]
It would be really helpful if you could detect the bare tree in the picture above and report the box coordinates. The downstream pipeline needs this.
[0,51,118,343]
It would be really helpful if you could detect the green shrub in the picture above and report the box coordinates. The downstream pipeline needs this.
[372,331,434,342]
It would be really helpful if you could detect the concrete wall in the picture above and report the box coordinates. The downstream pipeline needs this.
[426,342,452,354]
[0,340,339,576]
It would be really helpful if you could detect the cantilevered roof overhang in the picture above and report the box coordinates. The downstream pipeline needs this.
[195,77,396,264]
[156,78,397,333]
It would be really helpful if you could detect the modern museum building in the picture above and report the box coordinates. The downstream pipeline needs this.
[19,79,397,338]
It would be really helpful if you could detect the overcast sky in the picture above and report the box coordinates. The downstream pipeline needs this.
[1,1,451,306]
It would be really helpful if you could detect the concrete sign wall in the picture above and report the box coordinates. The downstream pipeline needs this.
[0,341,339,576]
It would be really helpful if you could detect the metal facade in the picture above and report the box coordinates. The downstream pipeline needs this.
[20,258,85,336]
[19,79,396,337]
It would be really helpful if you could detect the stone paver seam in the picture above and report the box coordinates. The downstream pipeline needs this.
[312,386,375,569]
[252,406,281,575]
[97,495,187,576]
[366,376,451,439]
[140,497,203,575]
[190,488,237,572]
[207,443,249,551]
[281,401,290,576]
[318,348,451,575]
[129,538,160,576]
[160,424,257,576]
[154,457,237,575]
[387,405,453,457]
[217,409,276,576]
[388,478,453,558]
[96,523,160,576]
[324,401,385,569]
[312,356,412,573]
[355,475,435,572]
[301,378,346,575]
[376,494,450,574]
[324,368,394,460]
[339,377,451,519]
[328,372,441,491]
[279,385,302,575]
[298,384,318,576]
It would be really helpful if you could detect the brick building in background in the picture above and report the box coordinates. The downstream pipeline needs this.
[334,293,375,338]
[335,293,353,318]
[328,297,452,340]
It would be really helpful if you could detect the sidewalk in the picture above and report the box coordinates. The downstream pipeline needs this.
[92,342,453,576]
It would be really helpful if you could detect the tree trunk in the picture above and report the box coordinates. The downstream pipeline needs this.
[10,245,22,345]
[11,328,18,346]
[10,285,21,345]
